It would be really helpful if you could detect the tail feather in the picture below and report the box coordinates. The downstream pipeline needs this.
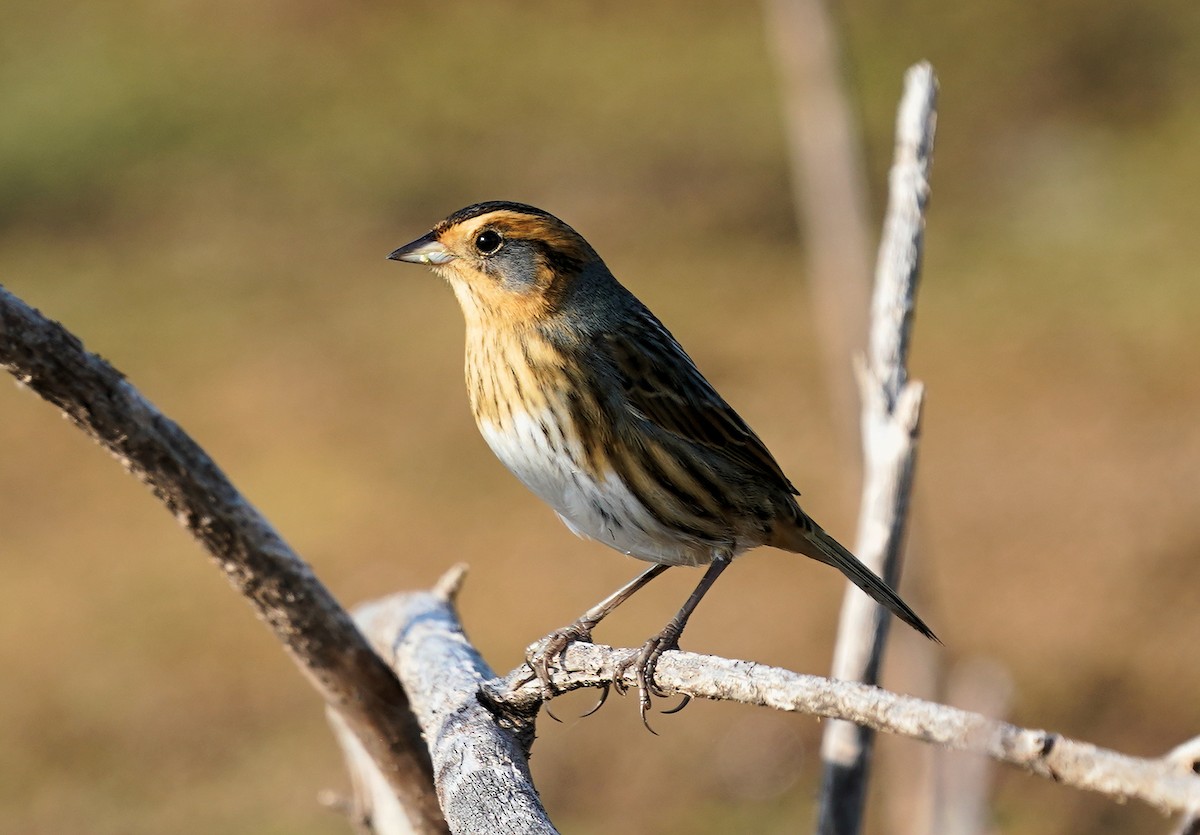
[781,520,939,643]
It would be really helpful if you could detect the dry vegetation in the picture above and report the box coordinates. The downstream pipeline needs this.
[2,1,1199,833]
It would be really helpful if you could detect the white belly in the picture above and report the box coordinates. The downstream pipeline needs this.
[477,411,711,566]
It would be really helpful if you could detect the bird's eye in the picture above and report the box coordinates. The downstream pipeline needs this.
[474,229,503,255]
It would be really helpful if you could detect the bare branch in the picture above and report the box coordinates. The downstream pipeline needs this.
[868,61,937,406]
[818,61,938,834]
[480,643,1200,818]
[322,577,1200,821]
[318,569,1200,828]
[0,285,447,834]
[334,566,557,835]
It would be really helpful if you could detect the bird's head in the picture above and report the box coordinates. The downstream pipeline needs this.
[388,201,600,328]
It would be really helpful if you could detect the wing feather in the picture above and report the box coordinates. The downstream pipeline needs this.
[598,305,799,497]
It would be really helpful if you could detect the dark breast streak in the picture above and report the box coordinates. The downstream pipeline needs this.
[557,333,756,553]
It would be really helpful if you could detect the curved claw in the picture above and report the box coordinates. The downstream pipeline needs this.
[640,704,660,735]
[611,634,680,733]
[633,656,658,733]
[660,694,691,715]
[579,683,611,718]
[544,703,564,723]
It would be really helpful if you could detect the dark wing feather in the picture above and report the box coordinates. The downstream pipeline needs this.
[599,304,799,496]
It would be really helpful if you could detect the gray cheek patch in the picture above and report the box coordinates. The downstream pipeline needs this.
[494,241,541,292]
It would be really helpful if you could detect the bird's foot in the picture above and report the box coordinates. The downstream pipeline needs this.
[613,632,687,733]
[523,622,612,721]
[522,621,595,698]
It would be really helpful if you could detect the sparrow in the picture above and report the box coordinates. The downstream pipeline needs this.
[389,201,936,722]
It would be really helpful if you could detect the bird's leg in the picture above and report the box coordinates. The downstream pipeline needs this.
[525,563,671,696]
[615,553,731,730]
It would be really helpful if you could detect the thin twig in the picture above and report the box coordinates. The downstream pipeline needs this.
[0,285,447,834]
[817,61,938,835]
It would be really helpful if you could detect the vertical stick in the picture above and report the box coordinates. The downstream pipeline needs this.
[816,62,938,835]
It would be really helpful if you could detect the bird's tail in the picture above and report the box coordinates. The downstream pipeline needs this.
[775,518,939,643]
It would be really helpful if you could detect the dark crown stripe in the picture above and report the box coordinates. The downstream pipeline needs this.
[439,201,557,229]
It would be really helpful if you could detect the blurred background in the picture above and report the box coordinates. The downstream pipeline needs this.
[2,1,1199,832]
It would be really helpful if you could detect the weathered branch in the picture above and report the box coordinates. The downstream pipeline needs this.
[334,566,556,835]
[332,574,1200,821]
[495,657,1200,817]
[0,285,447,834]
[818,61,938,835]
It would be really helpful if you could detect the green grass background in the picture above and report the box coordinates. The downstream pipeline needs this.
[2,1,1199,832]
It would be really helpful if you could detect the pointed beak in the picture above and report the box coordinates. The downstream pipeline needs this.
[387,233,456,265]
